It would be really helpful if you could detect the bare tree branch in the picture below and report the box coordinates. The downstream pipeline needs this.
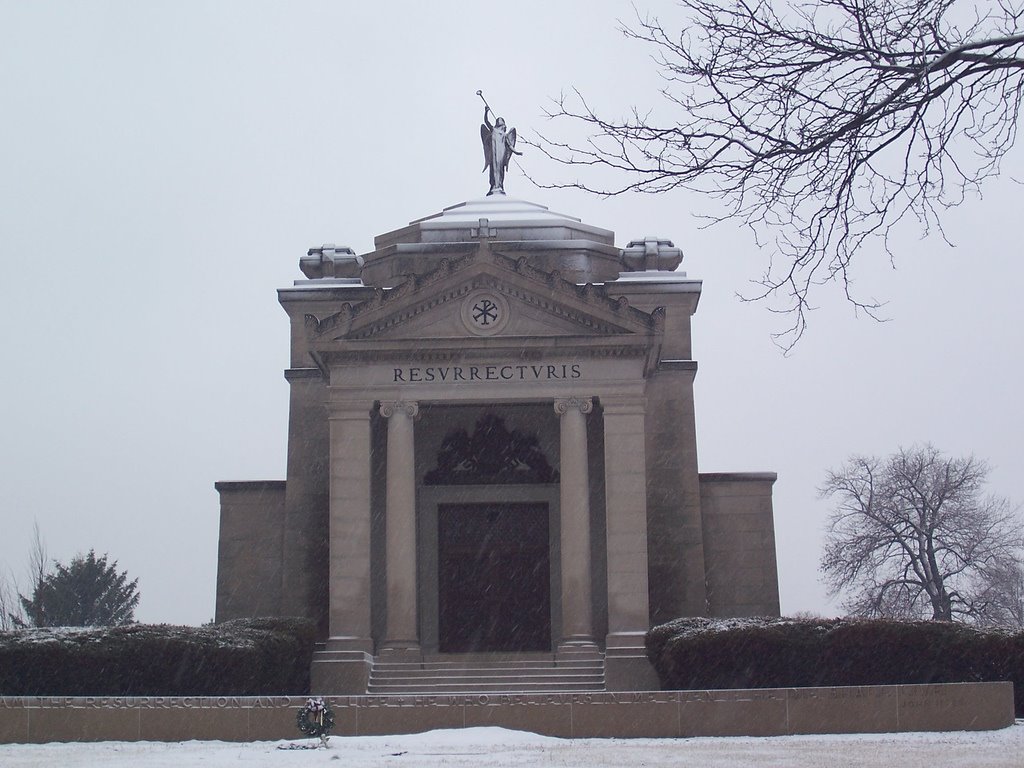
[27,520,48,593]
[532,0,1024,348]
[0,569,21,631]
[0,522,47,630]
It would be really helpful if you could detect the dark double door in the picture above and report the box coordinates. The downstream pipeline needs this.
[437,502,551,653]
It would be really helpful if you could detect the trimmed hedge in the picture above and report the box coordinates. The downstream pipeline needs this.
[646,617,1024,715]
[0,617,315,696]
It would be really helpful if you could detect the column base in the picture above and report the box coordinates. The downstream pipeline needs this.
[605,632,660,691]
[311,638,374,694]
[556,637,602,662]
[377,642,423,663]
[322,635,374,654]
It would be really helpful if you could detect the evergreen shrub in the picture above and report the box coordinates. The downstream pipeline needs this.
[0,617,315,696]
[646,617,1024,715]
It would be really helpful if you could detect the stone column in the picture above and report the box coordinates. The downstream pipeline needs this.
[602,394,659,690]
[554,396,598,656]
[379,400,420,657]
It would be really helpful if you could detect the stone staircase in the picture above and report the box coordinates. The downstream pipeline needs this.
[367,653,606,694]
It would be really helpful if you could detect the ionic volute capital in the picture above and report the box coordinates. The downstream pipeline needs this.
[379,400,420,419]
[553,396,593,416]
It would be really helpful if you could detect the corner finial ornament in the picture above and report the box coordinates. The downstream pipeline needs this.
[478,90,522,196]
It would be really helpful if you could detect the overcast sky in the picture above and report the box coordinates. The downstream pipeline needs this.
[2,1,1021,626]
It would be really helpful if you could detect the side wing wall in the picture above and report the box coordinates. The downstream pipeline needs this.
[214,480,286,621]
[699,473,780,617]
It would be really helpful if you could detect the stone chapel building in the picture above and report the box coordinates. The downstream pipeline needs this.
[215,195,780,694]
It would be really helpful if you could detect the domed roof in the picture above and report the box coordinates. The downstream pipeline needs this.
[361,196,621,287]
[373,196,615,249]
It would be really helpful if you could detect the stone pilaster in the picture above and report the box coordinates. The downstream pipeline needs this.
[325,401,375,649]
[554,396,598,657]
[602,395,659,690]
[379,400,421,658]
[311,398,375,695]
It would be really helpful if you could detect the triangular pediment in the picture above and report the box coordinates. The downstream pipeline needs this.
[305,247,663,348]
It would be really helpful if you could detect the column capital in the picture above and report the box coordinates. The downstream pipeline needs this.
[379,400,419,419]
[554,396,593,416]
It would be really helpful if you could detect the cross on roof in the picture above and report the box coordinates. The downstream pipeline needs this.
[470,217,498,239]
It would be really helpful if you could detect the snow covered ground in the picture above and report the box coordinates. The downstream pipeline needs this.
[2,723,1023,767]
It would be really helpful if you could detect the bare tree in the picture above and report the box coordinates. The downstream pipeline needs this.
[820,445,1023,624]
[26,521,48,595]
[0,522,45,630]
[976,559,1024,629]
[0,571,20,631]
[535,0,1024,347]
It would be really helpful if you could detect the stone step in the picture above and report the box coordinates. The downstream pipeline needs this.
[372,671,602,684]
[367,681,606,694]
[367,655,606,694]
[374,667,598,679]
[416,653,566,662]
[371,657,600,663]
[371,662,602,673]
[370,675,604,686]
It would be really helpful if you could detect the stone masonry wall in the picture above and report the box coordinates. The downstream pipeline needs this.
[215,481,287,621]
[1,682,1012,742]
[699,473,780,617]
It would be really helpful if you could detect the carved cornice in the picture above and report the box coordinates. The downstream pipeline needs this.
[312,344,649,366]
[305,245,662,342]
[305,252,475,338]
[284,367,323,382]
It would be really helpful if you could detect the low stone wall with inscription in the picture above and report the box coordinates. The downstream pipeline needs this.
[0,683,1012,743]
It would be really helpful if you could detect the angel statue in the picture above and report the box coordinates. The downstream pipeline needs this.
[478,91,522,196]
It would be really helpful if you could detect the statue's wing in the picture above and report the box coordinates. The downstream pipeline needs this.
[480,123,492,170]
[505,128,518,166]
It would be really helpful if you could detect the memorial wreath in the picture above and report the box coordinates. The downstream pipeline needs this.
[295,697,335,745]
